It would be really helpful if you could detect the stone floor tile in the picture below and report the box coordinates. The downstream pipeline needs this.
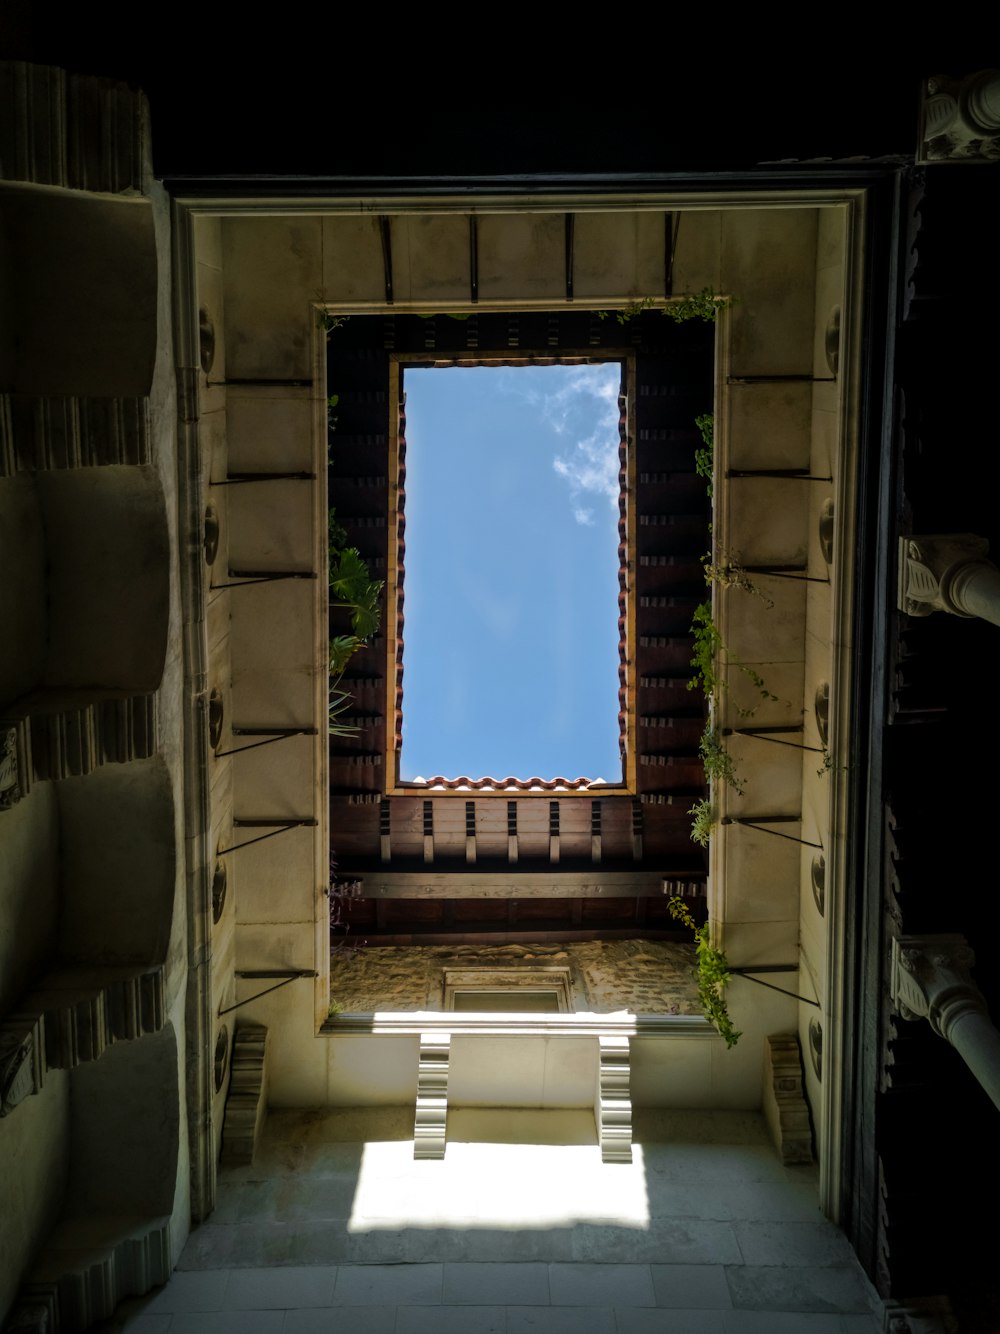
[146,1270,231,1312]
[224,1266,338,1310]
[649,1264,732,1309]
[170,1314,285,1334]
[216,1223,294,1267]
[613,1312,718,1334]
[333,1263,443,1305]
[731,1222,856,1268]
[572,1222,742,1266]
[282,1309,396,1333]
[121,1314,173,1333]
[549,1264,655,1308]
[838,1317,882,1333]
[395,1305,507,1334]
[507,1308,617,1334]
[726,1264,874,1313]
[443,1261,550,1305]
[177,1225,235,1269]
[723,1313,844,1333]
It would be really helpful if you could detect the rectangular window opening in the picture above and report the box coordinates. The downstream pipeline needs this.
[390,356,632,795]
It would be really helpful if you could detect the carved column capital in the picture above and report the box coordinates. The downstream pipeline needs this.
[891,934,985,1040]
[919,69,1000,162]
[897,533,993,618]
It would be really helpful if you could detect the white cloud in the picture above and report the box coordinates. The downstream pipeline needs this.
[550,366,621,524]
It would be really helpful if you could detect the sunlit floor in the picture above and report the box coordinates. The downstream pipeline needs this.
[105,1110,882,1332]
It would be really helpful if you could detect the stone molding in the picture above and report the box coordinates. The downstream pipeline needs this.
[897,533,1000,625]
[596,1034,633,1163]
[414,1032,450,1159]
[918,69,1000,163]
[220,1023,268,1166]
[324,1012,714,1039]
[0,968,165,1117]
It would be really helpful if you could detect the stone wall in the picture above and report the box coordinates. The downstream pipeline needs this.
[329,940,700,1016]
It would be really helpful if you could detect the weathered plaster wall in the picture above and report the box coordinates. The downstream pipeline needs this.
[329,940,701,1016]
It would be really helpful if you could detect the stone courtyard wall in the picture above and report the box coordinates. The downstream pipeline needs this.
[329,939,700,1015]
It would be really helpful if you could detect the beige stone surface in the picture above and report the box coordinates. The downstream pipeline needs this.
[328,940,700,1016]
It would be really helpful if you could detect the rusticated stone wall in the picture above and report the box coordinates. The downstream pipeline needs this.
[329,939,700,1015]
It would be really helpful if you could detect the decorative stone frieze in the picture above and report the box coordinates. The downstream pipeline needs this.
[0,60,148,192]
[596,1034,633,1164]
[414,1032,450,1159]
[918,70,1000,163]
[0,395,151,476]
[762,1034,812,1164]
[220,1023,268,1166]
[897,533,1000,625]
[27,695,158,781]
[891,934,1000,1112]
[0,968,165,1117]
[18,1218,171,1333]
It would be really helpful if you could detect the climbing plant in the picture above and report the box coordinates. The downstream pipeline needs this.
[667,896,741,1048]
[327,509,383,737]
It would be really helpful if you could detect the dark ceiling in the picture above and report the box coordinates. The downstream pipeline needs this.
[0,16,943,178]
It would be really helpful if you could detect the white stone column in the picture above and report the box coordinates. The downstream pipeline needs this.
[897,534,1000,628]
[891,935,1000,1113]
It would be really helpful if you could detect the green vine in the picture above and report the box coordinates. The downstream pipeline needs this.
[699,725,745,795]
[688,797,715,847]
[694,413,714,496]
[318,311,350,338]
[663,288,731,324]
[667,896,741,1047]
[327,510,383,736]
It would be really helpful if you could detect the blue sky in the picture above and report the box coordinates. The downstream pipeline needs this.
[400,362,623,781]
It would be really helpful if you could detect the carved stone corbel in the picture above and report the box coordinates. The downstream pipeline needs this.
[897,534,1000,626]
[891,934,1000,1112]
[918,69,1000,163]
[596,1034,633,1163]
[414,1031,450,1159]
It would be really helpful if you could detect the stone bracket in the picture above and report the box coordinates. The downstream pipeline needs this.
[414,1031,450,1159]
[890,934,983,1037]
[762,1033,813,1165]
[596,1034,633,1164]
[897,533,992,618]
[918,69,1000,163]
[221,1023,269,1166]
